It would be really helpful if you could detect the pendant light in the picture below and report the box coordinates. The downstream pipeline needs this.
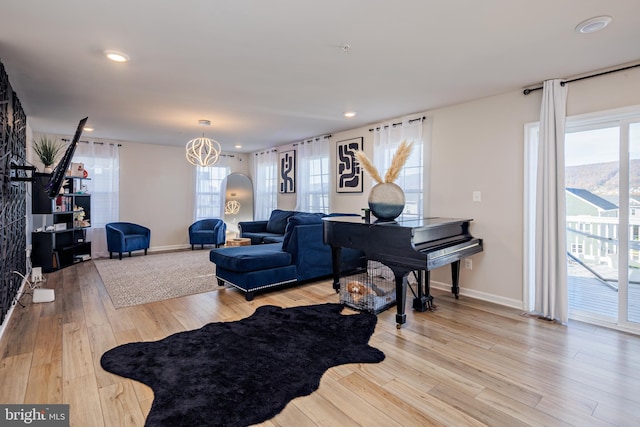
[186,119,221,166]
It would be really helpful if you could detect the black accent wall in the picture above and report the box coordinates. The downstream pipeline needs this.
[0,58,28,325]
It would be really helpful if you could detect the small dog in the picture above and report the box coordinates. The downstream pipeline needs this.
[346,280,375,303]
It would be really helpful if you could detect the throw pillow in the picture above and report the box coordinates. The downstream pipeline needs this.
[266,210,296,234]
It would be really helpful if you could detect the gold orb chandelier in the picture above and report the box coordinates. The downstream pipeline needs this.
[186,119,221,167]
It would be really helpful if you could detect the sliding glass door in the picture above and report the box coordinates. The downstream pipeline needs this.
[565,125,620,323]
[525,107,640,333]
[626,121,640,325]
[564,112,640,330]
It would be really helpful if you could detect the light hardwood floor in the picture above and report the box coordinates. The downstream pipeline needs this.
[1,259,640,426]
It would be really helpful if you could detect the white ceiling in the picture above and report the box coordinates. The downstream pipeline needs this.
[1,1,639,153]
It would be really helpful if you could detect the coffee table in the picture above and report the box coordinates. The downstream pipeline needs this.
[225,237,251,247]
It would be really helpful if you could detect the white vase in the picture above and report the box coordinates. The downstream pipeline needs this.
[368,182,405,221]
[43,166,53,173]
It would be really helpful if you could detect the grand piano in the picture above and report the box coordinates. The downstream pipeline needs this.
[323,216,483,327]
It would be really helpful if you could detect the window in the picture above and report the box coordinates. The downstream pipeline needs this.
[194,165,229,220]
[305,156,329,213]
[295,138,329,213]
[73,141,119,228]
[253,150,278,220]
[373,118,425,221]
[571,243,584,254]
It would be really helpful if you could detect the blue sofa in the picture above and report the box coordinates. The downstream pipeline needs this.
[210,212,363,300]
[238,209,299,244]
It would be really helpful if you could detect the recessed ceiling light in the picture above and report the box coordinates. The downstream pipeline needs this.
[84,127,94,132]
[575,16,612,34]
[104,50,130,62]
[235,144,242,149]
[344,111,357,118]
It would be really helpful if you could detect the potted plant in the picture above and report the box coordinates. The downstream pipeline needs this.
[33,135,63,173]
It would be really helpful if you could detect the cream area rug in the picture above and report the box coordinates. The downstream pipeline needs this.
[94,250,219,308]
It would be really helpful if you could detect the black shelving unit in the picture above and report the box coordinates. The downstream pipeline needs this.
[31,173,92,272]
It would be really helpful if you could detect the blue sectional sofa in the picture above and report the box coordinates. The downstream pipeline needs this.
[238,209,298,244]
[210,212,363,300]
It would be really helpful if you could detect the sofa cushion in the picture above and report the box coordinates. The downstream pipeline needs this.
[282,213,325,251]
[123,234,148,251]
[242,232,284,245]
[262,235,285,244]
[210,243,291,272]
[265,209,296,234]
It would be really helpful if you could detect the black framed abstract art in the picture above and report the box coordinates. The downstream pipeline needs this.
[279,150,296,193]
[336,137,363,193]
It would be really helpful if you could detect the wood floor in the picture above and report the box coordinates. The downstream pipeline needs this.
[1,260,640,427]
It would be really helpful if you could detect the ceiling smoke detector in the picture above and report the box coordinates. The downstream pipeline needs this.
[575,16,612,34]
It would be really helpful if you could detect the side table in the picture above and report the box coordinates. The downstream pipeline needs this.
[225,237,251,247]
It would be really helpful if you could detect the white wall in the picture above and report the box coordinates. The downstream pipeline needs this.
[425,90,540,306]
[120,145,249,250]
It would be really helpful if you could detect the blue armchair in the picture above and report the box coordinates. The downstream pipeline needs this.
[189,219,226,250]
[106,222,151,260]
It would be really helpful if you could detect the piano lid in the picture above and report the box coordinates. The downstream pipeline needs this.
[322,215,474,229]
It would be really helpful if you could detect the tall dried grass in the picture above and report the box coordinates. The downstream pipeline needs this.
[355,140,414,184]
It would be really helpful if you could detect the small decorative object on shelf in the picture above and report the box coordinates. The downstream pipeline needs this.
[70,162,85,177]
[355,140,414,221]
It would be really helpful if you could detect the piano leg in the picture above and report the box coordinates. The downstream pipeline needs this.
[451,260,461,299]
[412,270,435,312]
[394,273,408,328]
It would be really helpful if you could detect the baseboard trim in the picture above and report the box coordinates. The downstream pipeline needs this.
[148,244,192,253]
[431,280,524,310]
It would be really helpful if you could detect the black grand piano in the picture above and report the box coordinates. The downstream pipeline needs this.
[323,216,483,327]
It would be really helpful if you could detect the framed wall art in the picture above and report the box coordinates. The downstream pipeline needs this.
[279,150,296,193]
[336,137,363,193]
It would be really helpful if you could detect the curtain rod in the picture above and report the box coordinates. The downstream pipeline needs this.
[292,134,332,146]
[369,116,425,132]
[523,63,640,95]
[62,138,122,147]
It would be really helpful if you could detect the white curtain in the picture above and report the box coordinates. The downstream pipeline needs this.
[373,117,425,219]
[73,141,120,259]
[535,79,568,323]
[295,137,330,213]
[253,149,278,220]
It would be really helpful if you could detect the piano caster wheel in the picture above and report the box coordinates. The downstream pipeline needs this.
[396,323,402,329]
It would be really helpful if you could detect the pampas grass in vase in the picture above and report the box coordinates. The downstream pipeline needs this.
[355,140,414,221]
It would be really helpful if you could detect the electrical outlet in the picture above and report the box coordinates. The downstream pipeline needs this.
[464,259,472,270]
[31,267,44,283]
[473,191,481,202]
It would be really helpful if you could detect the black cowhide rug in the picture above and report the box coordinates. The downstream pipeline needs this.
[100,303,385,427]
